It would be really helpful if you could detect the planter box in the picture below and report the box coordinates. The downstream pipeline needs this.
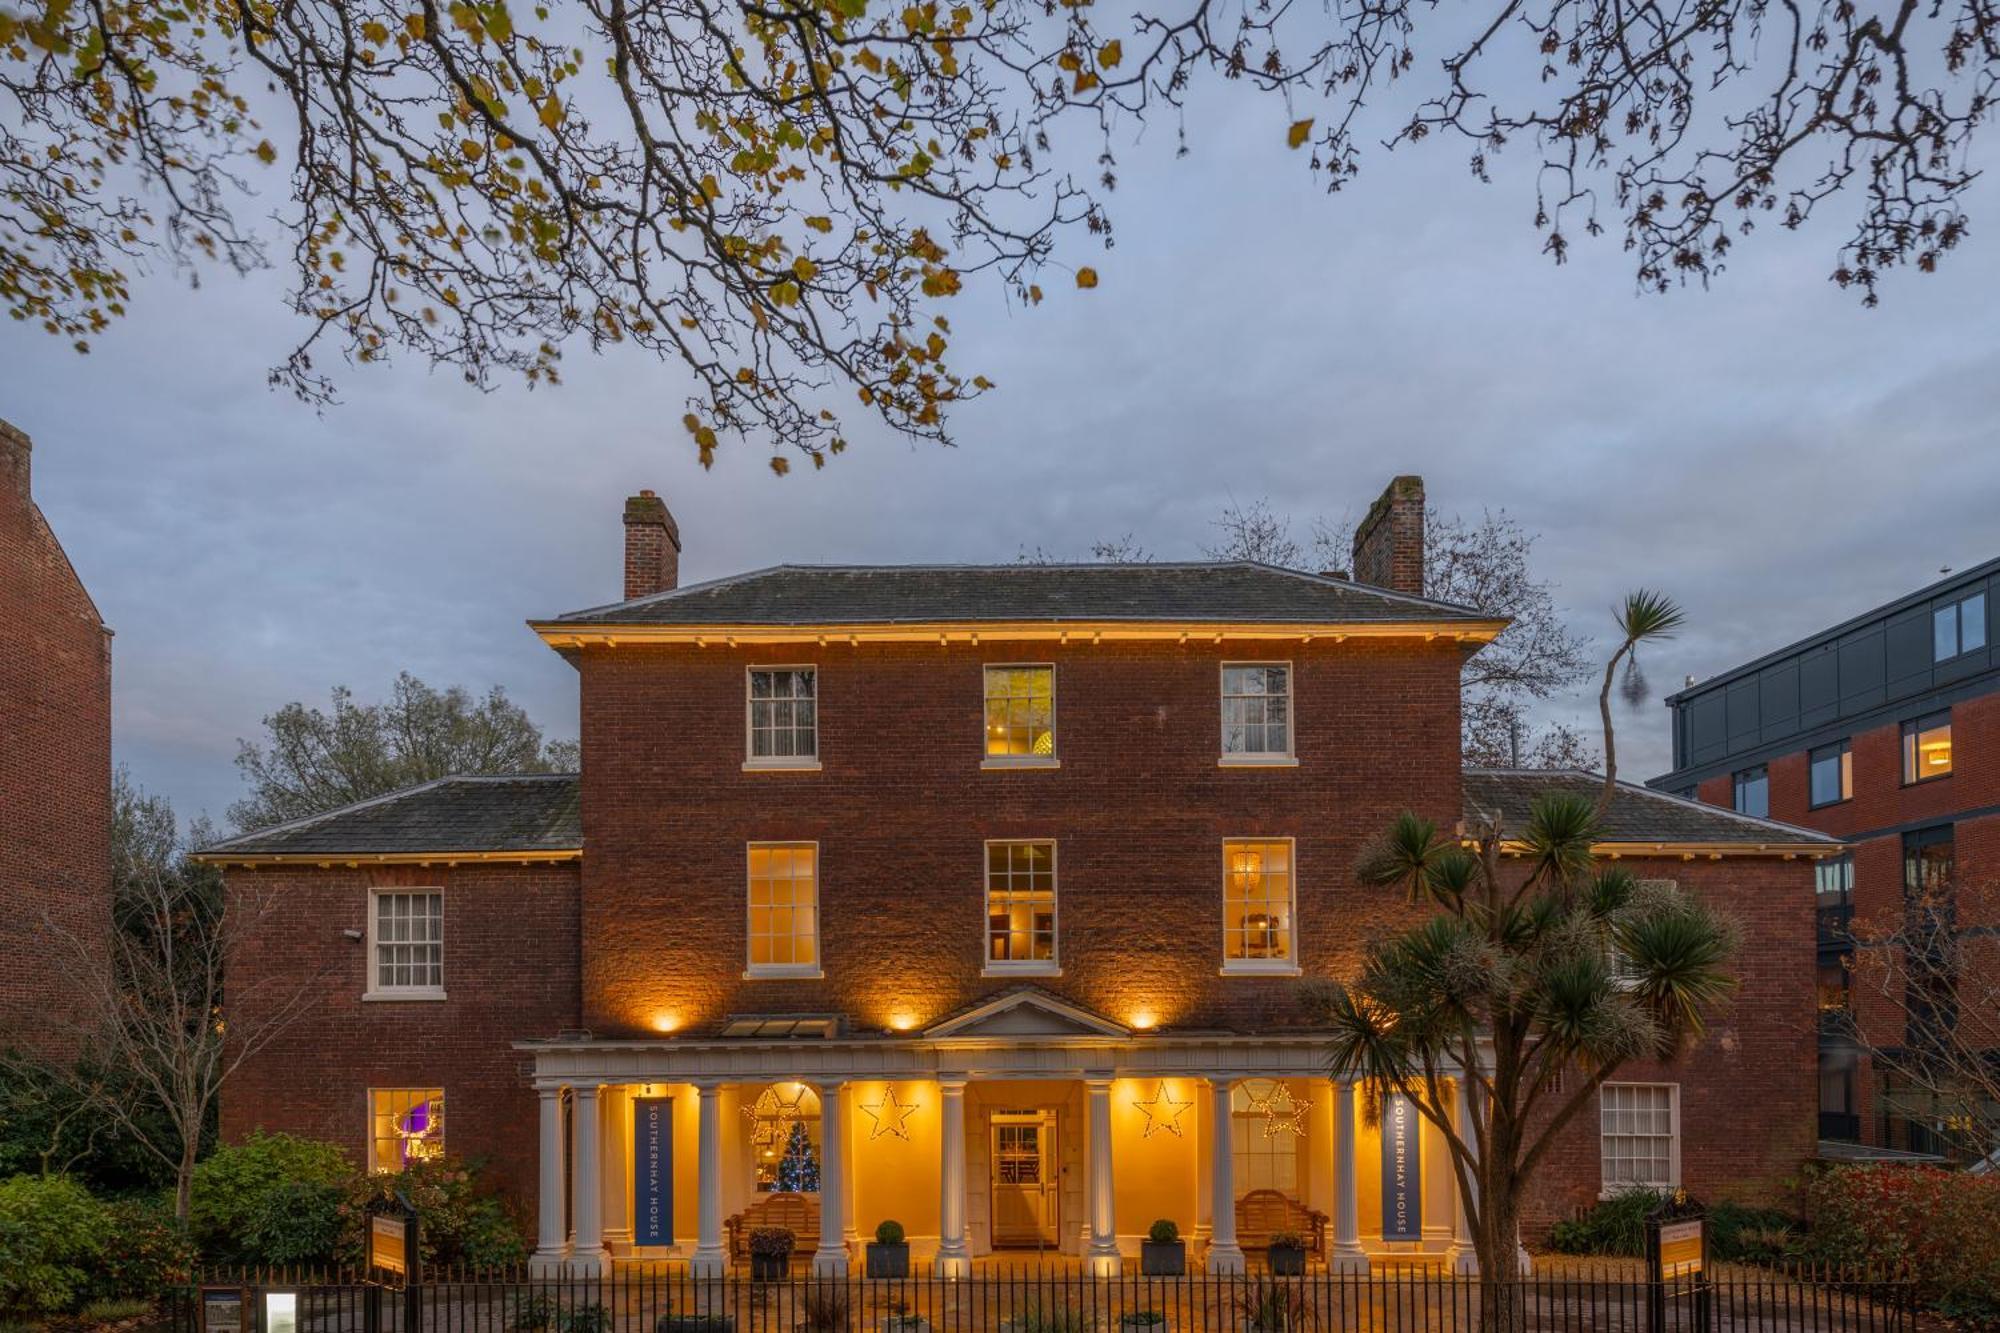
[749,1253,793,1281]
[866,1242,911,1279]
[1266,1245,1306,1276]
[1139,1241,1186,1277]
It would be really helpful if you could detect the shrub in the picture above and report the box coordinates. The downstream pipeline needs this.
[1803,1165,2000,1320]
[0,1174,110,1315]
[343,1157,526,1270]
[748,1227,795,1257]
[1705,1201,1803,1264]
[514,1295,611,1333]
[874,1219,906,1246]
[1147,1219,1180,1245]
[1268,1231,1304,1251]
[97,1196,196,1300]
[1545,1187,1667,1256]
[190,1133,355,1265]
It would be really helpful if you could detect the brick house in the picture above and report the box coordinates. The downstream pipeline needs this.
[1650,559,2000,1159]
[202,478,1834,1275]
[0,417,112,1057]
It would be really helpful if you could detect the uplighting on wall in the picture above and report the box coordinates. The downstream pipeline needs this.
[651,1013,681,1034]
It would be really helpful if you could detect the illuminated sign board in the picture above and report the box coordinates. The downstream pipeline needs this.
[1380,1092,1423,1242]
[635,1095,675,1247]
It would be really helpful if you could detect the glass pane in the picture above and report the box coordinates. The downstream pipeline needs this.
[1965,595,1987,652]
[1935,607,1959,660]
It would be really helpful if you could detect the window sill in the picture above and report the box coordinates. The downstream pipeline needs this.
[1218,756,1298,768]
[1902,773,1953,787]
[981,757,1060,771]
[742,760,823,773]
[1219,962,1302,978]
[742,968,825,981]
[1806,797,1850,811]
[982,964,1062,978]
[1600,1185,1677,1200]
[363,989,448,1003]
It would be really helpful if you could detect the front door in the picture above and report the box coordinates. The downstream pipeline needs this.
[989,1111,1060,1248]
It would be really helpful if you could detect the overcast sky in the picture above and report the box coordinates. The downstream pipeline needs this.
[9,81,1999,828]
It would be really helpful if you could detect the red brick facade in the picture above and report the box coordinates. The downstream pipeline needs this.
[0,418,111,1057]
[220,862,582,1205]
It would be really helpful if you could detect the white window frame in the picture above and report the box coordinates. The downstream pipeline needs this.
[366,1086,446,1174]
[1219,662,1297,766]
[744,665,822,771]
[744,841,823,980]
[1220,836,1301,976]
[363,888,446,1001]
[982,839,1061,977]
[981,663,1059,769]
[1598,1082,1680,1197]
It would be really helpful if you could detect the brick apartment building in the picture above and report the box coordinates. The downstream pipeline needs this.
[202,478,1835,1275]
[1651,559,1999,1160]
[0,417,112,1057]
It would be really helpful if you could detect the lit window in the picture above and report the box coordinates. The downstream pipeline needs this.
[744,1084,822,1194]
[1933,592,1987,662]
[1732,766,1768,819]
[368,891,443,997]
[1599,1083,1677,1193]
[747,843,819,976]
[747,668,818,766]
[1230,1080,1306,1197]
[1808,741,1852,808]
[983,666,1056,763]
[370,1088,445,1173]
[1221,664,1293,761]
[1901,711,1952,784]
[985,841,1057,971]
[1815,855,1853,898]
[1222,839,1295,970]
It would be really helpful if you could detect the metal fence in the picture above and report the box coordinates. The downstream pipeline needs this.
[174,1264,1917,1333]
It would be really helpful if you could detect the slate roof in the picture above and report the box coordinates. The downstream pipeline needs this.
[1463,769,1841,846]
[544,562,1499,628]
[197,774,582,859]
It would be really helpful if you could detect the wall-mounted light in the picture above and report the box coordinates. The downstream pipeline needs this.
[342,928,364,942]
[1229,848,1263,893]
[1129,1010,1157,1031]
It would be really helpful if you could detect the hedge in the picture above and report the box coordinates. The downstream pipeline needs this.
[1803,1164,2000,1320]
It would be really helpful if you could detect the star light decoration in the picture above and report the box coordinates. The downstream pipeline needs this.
[861,1087,917,1140]
[743,1084,816,1151]
[1245,1080,1312,1139]
[1134,1082,1192,1139]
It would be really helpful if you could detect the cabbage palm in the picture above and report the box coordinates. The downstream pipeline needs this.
[1306,591,1732,1333]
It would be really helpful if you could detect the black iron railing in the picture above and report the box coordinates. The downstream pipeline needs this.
[175,1261,1917,1333]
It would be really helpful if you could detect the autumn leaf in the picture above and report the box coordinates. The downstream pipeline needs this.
[1074,267,1098,289]
[1096,40,1122,69]
[1288,118,1315,149]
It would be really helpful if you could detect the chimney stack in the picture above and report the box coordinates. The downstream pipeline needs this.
[622,490,681,600]
[1351,475,1425,597]
[0,418,30,504]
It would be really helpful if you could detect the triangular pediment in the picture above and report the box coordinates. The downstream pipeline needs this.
[923,987,1128,1040]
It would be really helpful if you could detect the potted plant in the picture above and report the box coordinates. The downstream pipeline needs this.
[1265,1232,1307,1277]
[867,1219,911,1278]
[1120,1312,1168,1331]
[879,1304,931,1333]
[1234,1279,1316,1332]
[748,1226,796,1280]
[1141,1219,1185,1276]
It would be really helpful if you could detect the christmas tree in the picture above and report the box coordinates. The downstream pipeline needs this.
[775,1120,820,1193]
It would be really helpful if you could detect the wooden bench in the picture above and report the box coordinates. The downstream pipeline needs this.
[725,1191,821,1262]
[1235,1189,1328,1259]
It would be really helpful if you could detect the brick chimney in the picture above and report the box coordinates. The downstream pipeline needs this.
[622,490,681,600]
[0,417,29,504]
[1350,475,1426,597]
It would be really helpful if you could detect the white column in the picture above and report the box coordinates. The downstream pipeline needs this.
[1084,1076,1121,1275]
[935,1078,970,1277]
[1205,1078,1244,1273]
[602,1087,633,1256]
[570,1084,607,1272]
[840,1084,859,1250]
[1330,1079,1369,1273]
[814,1080,850,1275]
[1446,1077,1478,1274]
[531,1085,569,1273]
[692,1081,727,1276]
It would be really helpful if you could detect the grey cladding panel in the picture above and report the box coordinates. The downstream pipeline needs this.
[1839,630,1885,709]
[1726,678,1761,744]
[1885,608,1933,695]
[1799,647,1840,727]
[1687,692,1727,766]
[1759,662,1799,741]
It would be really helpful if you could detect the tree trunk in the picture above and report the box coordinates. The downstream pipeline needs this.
[176,1130,198,1221]
[1474,1195,1526,1333]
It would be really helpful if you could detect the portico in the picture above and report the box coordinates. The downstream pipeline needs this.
[517,990,1475,1279]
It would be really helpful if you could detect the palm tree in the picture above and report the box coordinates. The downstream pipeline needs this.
[1305,592,1733,1332]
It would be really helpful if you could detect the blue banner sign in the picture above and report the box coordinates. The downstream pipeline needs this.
[1381,1092,1423,1241]
[634,1096,674,1247]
